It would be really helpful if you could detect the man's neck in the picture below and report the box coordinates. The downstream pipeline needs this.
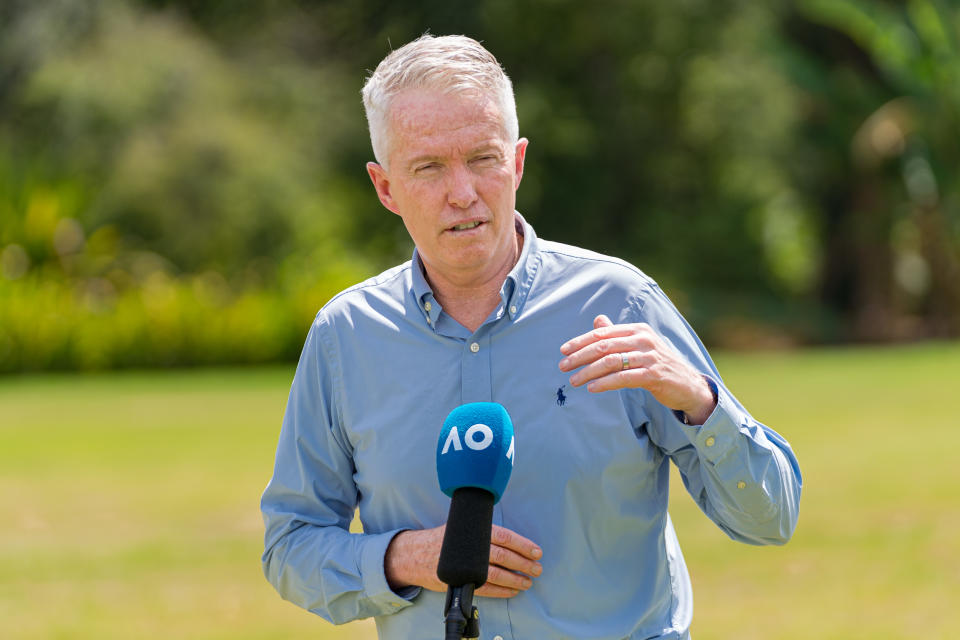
[425,229,524,333]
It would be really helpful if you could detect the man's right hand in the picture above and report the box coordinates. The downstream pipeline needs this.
[384,524,543,598]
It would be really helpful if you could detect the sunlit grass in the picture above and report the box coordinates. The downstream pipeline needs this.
[1,343,958,638]
[0,366,375,639]
[670,342,960,639]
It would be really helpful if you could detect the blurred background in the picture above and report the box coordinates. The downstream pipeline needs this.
[1,0,958,638]
[3,0,960,371]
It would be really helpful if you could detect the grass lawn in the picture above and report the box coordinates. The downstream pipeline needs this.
[1,343,957,638]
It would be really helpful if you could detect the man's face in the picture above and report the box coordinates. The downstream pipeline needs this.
[367,89,527,287]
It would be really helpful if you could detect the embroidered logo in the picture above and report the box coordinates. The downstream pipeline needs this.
[556,385,567,406]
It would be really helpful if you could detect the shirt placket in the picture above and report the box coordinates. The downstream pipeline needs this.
[460,330,492,404]
[458,326,518,640]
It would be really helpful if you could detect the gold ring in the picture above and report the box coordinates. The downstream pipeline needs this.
[621,353,630,370]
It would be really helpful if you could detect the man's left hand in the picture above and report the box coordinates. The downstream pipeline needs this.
[558,314,716,425]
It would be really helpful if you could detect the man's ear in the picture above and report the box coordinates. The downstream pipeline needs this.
[513,138,529,190]
[366,162,401,215]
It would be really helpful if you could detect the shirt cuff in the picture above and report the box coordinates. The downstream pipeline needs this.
[360,529,422,613]
[674,376,743,465]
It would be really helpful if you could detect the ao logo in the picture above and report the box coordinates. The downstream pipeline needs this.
[441,423,515,464]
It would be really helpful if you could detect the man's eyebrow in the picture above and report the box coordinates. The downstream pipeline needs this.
[404,141,505,169]
[469,142,505,155]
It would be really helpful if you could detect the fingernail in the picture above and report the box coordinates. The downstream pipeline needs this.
[532,547,542,559]
[522,578,532,588]
[532,563,542,576]
[558,357,569,370]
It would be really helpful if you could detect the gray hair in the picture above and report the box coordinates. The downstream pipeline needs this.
[361,34,519,168]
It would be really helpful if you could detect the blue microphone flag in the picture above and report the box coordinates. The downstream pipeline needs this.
[436,402,514,503]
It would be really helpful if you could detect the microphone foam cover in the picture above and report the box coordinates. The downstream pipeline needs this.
[436,402,514,503]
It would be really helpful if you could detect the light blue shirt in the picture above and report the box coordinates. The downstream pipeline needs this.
[261,213,802,640]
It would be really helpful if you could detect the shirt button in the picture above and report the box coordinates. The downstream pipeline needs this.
[424,301,432,312]
[470,342,480,353]
[737,481,747,490]
[705,436,716,447]
[509,305,517,315]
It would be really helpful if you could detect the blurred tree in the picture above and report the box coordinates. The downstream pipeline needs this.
[2,0,369,280]
[221,1,818,319]
[0,0,375,371]
[135,0,810,295]
[789,0,960,339]
[2,0,958,372]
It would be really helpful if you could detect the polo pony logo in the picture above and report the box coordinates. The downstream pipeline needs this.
[556,385,567,406]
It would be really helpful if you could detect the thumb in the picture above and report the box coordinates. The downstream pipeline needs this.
[594,314,614,329]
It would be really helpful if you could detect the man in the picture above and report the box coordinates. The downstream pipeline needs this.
[261,34,802,639]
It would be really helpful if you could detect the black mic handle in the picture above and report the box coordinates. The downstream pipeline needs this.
[443,584,479,640]
[437,487,495,586]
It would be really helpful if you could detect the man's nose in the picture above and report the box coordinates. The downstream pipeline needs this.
[446,164,478,209]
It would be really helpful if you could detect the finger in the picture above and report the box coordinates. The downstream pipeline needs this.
[567,349,637,387]
[490,525,543,561]
[560,322,652,357]
[583,367,654,393]
[560,335,651,374]
[483,564,534,592]
[474,583,520,598]
[570,349,657,388]
[593,314,614,329]
[490,543,543,578]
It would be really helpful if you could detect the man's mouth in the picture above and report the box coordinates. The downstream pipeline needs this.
[450,221,482,231]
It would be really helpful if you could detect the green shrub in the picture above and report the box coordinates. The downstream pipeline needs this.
[0,264,368,373]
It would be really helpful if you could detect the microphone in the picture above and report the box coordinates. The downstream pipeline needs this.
[435,402,515,640]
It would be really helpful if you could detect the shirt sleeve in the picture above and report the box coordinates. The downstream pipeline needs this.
[632,285,803,546]
[260,314,417,623]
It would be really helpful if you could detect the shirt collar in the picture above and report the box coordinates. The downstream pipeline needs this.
[410,211,540,327]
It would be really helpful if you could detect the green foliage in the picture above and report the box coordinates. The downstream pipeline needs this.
[0,264,368,373]
[462,1,813,296]
[5,0,362,277]
[0,1,374,371]
[790,0,960,338]
[1,0,959,372]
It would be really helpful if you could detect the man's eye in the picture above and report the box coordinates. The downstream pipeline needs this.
[415,163,440,173]
[472,155,498,165]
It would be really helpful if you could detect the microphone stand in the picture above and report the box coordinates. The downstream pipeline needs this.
[443,583,479,640]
